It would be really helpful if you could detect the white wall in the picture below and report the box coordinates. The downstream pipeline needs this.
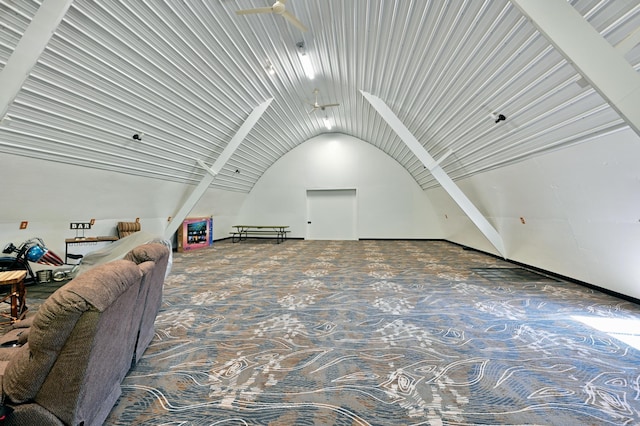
[236,133,444,239]
[5,128,639,301]
[0,153,246,255]
[2,133,442,254]
[429,128,640,299]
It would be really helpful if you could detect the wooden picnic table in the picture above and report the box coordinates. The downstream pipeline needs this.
[231,225,290,244]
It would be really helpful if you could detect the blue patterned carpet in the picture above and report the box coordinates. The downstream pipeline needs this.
[104,239,640,425]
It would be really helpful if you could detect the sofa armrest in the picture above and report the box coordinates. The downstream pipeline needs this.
[0,329,28,362]
[11,315,34,329]
[0,329,25,348]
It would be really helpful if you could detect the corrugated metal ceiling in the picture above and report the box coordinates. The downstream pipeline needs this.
[1,0,638,192]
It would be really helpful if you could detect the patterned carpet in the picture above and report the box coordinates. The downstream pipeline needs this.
[98,239,640,425]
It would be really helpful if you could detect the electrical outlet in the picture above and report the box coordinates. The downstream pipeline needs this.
[19,221,28,229]
[520,217,526,224]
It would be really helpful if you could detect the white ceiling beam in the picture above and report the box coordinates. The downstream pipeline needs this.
[361,90,506,258]
[0,0,72,120]
[511,0,640,137]
[164,98,273,240]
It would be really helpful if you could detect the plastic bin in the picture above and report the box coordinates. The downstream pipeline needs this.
[36,269,52,283]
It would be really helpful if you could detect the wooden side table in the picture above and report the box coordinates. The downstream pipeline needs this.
[0,270,28,324]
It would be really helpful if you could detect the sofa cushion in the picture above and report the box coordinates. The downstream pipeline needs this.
[124,242,169,265]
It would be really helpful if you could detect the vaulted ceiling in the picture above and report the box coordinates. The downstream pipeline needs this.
[1,0,639,193]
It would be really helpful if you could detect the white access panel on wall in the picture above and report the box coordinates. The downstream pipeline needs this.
[306,189,357,240]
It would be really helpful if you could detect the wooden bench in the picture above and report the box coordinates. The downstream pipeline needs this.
[230,225,290,244]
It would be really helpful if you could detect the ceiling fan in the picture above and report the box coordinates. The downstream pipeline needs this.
[236,0,308,32]
[307,89,340,114]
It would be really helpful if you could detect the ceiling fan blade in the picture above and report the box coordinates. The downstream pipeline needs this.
[321,103,340,108]
[282,10,308,32]
[236,7,273,15]
[308,107,318,114]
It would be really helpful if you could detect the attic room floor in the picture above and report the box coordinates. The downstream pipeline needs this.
[106,238,640,425]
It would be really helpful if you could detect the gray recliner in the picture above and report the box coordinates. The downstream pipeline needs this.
[0,259,143,426]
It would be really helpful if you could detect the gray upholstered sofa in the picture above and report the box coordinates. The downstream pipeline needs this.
[0,242,169,426]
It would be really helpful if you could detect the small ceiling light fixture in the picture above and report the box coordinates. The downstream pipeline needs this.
[132,132,144,141]
[265,61,275,75]
[296,41,315,80]
[323,116,332,130]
